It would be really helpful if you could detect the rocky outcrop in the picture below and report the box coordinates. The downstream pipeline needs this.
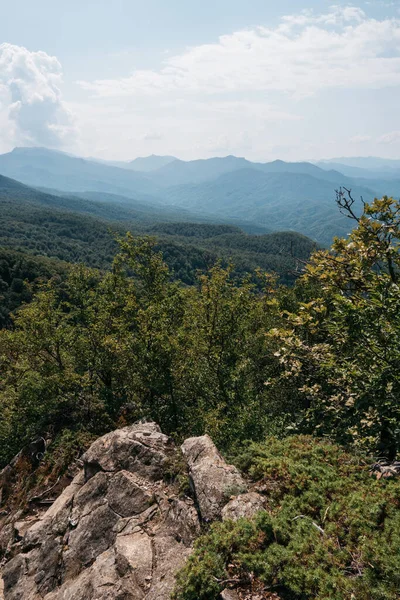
[1,424,263,600]
[181,434,247,521]
[81,422,173,482]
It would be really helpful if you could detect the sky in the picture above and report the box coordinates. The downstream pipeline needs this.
[1,0,400,161]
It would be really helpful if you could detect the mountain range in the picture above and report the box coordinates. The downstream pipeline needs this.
[0,147,399,245]
[0,173,314,287]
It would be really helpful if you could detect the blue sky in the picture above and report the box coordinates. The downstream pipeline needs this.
[1,0,400,160]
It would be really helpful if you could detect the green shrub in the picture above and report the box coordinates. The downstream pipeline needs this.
[173,436,400,600]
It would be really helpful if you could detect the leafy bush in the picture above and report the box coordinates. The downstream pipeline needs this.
[173,436,400,600]
[267,193,400,457]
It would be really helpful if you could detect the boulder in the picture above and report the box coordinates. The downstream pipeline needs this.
[145,535,192,600]
[163,498,201,545]
[44,548,143,600]
[115,529,153,590]
[107,471,153,517]
[62,504,119,579]
[181,435,247,521]
[81,422,173,482]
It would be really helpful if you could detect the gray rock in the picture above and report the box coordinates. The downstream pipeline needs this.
[145,535,191,600]
[107,471,153,517]
[63,504,119,579]
[221,492,265,521]
[44,548,143,600]
[163,498,200,546]
[1,424,252,600]
[181,435,247,521]
[71,471,108,520]
[23,472,84,550]
[115,529,153,589]
[81,422,173,482]
[2,553,39,600]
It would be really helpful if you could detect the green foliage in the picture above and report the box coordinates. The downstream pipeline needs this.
[0,173,315,286]
[0,248,67,328]
[267,193,400,456]
[0,235,288,468]
[173,436,400,600]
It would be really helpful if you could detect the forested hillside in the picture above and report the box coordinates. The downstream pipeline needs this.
[1,178,400,598]
[161,169,375,243]
[0,249,67,328]
[1,191,399,463]
[0,174,316,289]
[3,147,400,245]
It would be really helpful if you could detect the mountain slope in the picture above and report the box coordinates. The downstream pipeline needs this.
[128,155,177,171]
[151,155,250,186]
[316,160,400,180]
[162,168,377,244]
[1,147,388,245]
[0,174,316,284]
[0,147,162,198]
[150,156,346,187]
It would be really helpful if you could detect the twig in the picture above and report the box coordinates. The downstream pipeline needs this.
[28,476,61,503]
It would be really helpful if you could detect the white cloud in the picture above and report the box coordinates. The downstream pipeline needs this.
[378,130,400,143]
[0,43,77,148]
[350,134,372,143]
[142,131,163,141]
[79,6,400,99]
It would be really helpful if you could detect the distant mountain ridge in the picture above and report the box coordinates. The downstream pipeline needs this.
[0,173,315,285]
[161,168,377,243]
[315,156,400,180]
[0,147,161,199]
[128,155,176,171]
[1,147,399,245]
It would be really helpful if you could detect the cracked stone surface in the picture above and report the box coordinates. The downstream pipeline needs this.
[181,434,247,521]
[1,423,196,600]
[1,423,262,600]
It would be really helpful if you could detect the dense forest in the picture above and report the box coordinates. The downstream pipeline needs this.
[2,190,399,462]
[1,189,400,598]
[0,249,67,328]
[0,174,317,293]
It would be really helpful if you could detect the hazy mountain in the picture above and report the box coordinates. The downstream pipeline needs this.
[316,157,400,179]
[0,173,313,285]
[0,147,161,199]
[151,155,250,186]
[85,154,177,172]
[348,177,400,199]
[255,159,344,183]
[319,156,400,170]
[149,155,343,187]
[0,173,273,235]
[315,161,387,179]
[0,174,160,224]
[128,155,177,172]
[162,168,376,245]
[2,147,396,245]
